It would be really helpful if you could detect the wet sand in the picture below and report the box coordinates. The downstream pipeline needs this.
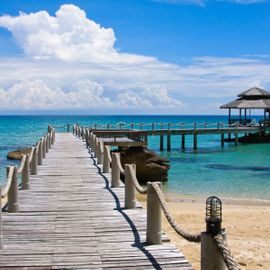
[137,193,270,270]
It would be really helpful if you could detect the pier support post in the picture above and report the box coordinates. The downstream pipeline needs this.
[7,166,19,213]
[201,232,226,270]
[22,154,30,190]
[228,133,231,141]
[111,153,120,188]
[146,182,162,245]
[31,147,38,175]
[38,140,43,165]
[193,131,198,150]
[221,133,224,147]
[160,135,164,151]
[181,134,185,150]
[167,132,171,151]
[234,124,238,146]
[125,164,136,209]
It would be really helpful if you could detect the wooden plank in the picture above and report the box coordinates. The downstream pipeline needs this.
[0,133,193,269]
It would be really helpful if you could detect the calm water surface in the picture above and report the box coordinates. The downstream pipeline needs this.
[0,115,269,201]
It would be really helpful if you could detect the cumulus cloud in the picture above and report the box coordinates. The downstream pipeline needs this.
[0,79,113,110]
[0,79,182,112]
[0,4,155,63]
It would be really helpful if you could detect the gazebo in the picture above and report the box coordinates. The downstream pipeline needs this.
[220,87,270,125]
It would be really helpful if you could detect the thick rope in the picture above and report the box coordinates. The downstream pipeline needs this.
[115,153,125,175]
[214,234,241,270]
[151,182,201,243]
[125,165,147,194]
[17,154,26,174]
[1,166,15,198]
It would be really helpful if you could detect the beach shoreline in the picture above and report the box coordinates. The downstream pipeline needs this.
[137,192,270,270]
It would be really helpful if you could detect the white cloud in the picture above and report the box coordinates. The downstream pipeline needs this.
[0,5,270,114]
[0,4,155,64]
[0,79,113,110]
[0,79,183,112]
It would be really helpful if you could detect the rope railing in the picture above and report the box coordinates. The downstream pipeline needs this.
[74,124,241,270]
[151,182,201,242]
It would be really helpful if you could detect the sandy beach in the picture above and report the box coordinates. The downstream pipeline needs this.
[137,193,270,270]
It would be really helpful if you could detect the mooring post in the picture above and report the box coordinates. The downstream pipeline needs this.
[7,166,19,213]
[181,134,185,150]
[31,147,38,175]
[22,154,30,190]
[111,153,120,187]
[146,182,162,245]
[92,135,97,157]
[0,186,2,249]
[48,133,51,149]
[193,123,198,150]
[125,164,136,209]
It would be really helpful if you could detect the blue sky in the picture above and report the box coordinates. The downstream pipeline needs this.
[0,0,270,114]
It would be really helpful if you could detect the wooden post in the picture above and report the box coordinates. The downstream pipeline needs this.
[48,133,51,149]
[42,137,46,158]
[103,145,110,173]
[235,123,238,146]
[145,135,148,144]
[167,131,171,151]
[92,136,97,157]
[46,135,49,153]
[67,124,70,133]
[38,140,43,165]
[152,123,155,131]
[221,133,224,147]
[7,166,19,213]
[193,123,198,150]
[0,186,2,249]
[97,141,103,165]
[146,182,162,245]
[111,153,120,188]
[125,164,136,209]
[201,232,226,270]
[181,134,185,150]
[31,147,38,175]
[160,135,164,151]
[22,154,30,190]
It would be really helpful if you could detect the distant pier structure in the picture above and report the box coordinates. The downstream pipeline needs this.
[220,87,270,125]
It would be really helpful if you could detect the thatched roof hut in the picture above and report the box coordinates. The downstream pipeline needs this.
[220,87,270,124]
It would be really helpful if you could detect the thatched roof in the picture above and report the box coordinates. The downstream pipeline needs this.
[221,87,270,109]
[237,87,270,97]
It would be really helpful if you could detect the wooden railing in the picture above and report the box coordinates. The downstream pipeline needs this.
[84,121,258,130]
[0,126,56,249]
[74,124,240,270]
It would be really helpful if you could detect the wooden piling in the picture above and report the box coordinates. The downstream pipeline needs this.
[160,135,164,151]
[181,134,185,150]
[7,166,19,213]
[167,131,171,151]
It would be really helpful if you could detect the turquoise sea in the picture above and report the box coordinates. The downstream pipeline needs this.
[0,115,269,201]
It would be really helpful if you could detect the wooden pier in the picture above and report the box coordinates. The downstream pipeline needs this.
[0,132,192,269]
[89,122,265,151]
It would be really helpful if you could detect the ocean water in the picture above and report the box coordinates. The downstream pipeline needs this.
[0,115,269,201]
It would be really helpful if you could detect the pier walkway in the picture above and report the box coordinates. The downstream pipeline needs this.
[0,133,192,269]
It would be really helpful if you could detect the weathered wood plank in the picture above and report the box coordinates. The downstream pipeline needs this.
[0,133,193,269]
